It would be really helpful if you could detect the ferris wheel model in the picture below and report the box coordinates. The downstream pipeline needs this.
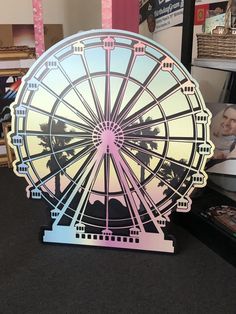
[10,30,212,253]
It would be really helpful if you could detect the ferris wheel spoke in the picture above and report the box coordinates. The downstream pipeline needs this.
[105,47,111,121]
[121,146,183,198]
[21,130,92,138]
[23,139,93,163]
[81,55,104,122]
[53,149,100,224]
[126,134,200,143]
[46,132,92,138]
[104,151,110,230]
[110,155,137,228]
[111,51,136,122]
[121,104,161,130]
[110,154,143,231]
[116,151,162,232]
[53,115,94,133]
[124,118,163,134]
[35,145,95,188]
[124,140,196,172]
[71,150,105,226]
[118,81,183,125]
[125,134,161,142]
[114,62,162,124]
[156,79,187,103]
[119,148,162,216]
[56,61,100,125]
[122,103,161,129]
[39,81,96,127]
[27,105,93,132]
[123,108,200,134]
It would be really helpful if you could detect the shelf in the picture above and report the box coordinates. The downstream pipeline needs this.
[174,187,236,266]
[193,58,236,72]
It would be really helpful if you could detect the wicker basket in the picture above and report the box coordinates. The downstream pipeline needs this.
[197,33,236,59]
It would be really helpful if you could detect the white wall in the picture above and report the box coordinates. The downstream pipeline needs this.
[0,0,101,37]
[139,21,153,39]
[0,0,66,25]
[63,0,101,36]
[153,26,183,60]
[0,1,228,103]
[139,19,227,103]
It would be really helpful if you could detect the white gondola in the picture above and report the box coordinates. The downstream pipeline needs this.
[103,37,115,50]
[73,42,85,54]
[198,143,211,155]
[31,188,42,199]
[134,42,145,56]
[17,163,28,174]
[102,229,113,235]
[75,223,86,233]
[182,81,195,95]
[27,78,39,91]
[15,105,27,117]
[192,173,204,185]
[196,111,209,124]
[161,57,174,72]
[51,208,60,219]
[177,197,189,210]
[46,58,58,69]
[129,227,140,237]
[12,135,23,146]
[157,216,166,227]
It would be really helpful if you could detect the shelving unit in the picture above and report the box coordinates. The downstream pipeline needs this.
[193,58,236,72]
[174,187,236,266]
[178,0,236,266]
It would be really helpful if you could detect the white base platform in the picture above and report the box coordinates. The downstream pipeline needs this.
[43,226,175,253]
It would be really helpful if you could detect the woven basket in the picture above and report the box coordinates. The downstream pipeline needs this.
[197,33,236,59]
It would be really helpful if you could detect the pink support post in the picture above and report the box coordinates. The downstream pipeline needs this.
[102,0,113,29]
[32,0,45,58]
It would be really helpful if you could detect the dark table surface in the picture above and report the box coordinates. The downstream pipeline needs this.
[0,167,236,314]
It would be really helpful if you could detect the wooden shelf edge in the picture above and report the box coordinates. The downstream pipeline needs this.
[193,58,236,72]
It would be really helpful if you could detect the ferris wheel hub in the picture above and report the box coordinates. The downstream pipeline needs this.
[92,121,124,150]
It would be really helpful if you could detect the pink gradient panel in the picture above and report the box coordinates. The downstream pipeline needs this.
[102,0,139,32]
[112,0,139,33]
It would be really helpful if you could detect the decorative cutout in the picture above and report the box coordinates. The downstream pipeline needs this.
[10,30,213,253]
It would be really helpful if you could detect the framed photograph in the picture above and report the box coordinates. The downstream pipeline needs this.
[201,205,236,237]
[206,103,236,193]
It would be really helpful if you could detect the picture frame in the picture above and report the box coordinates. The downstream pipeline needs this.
[0,46,35,60]
[0,68,28,77]
[0,46,36,77]
[2,121,14,168]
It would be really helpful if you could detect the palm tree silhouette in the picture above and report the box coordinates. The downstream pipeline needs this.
[158,159,187,196]
[132,117,159,213]
[38,120,75,197]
